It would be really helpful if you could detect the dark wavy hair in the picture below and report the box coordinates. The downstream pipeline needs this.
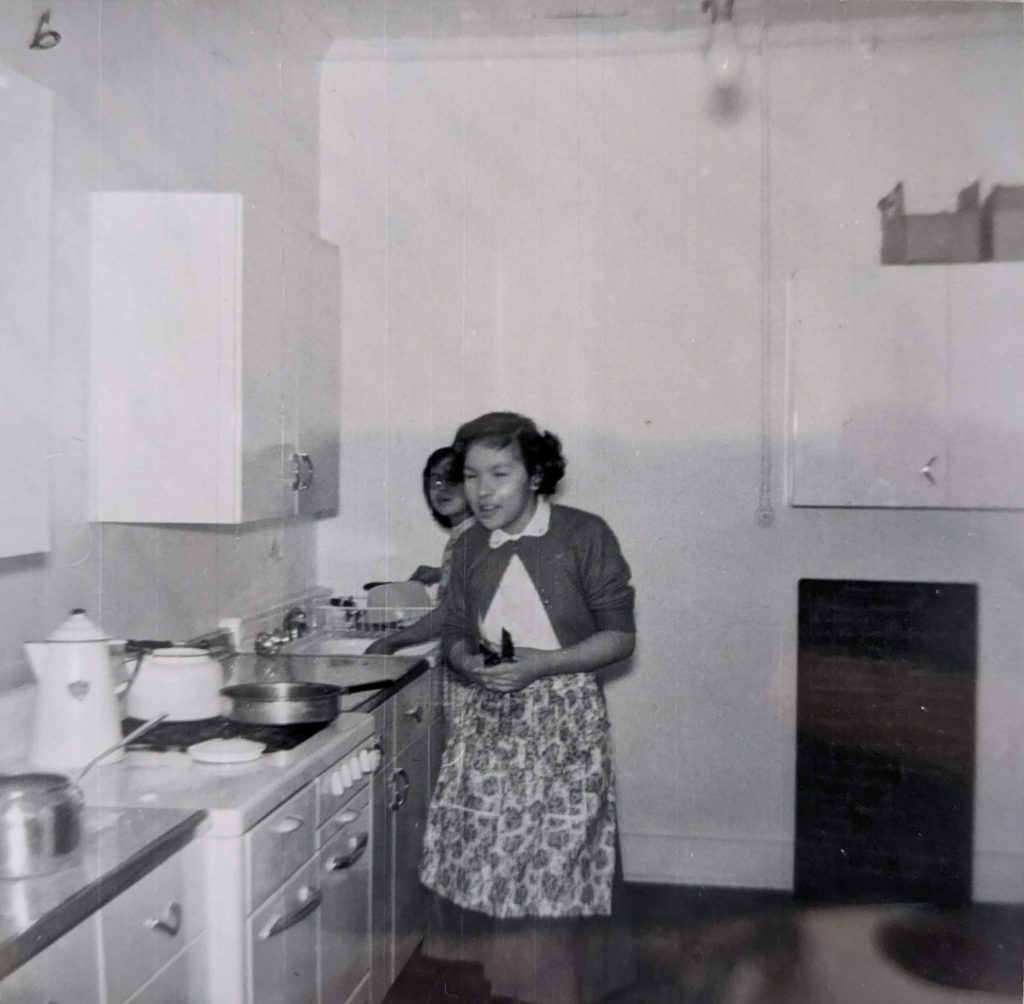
[450,412,566,497]
[422,446,461,528]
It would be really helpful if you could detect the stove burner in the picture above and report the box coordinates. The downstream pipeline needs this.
[121,716,330,754]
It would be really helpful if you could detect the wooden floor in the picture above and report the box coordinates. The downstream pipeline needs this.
[382,885,1024,1004]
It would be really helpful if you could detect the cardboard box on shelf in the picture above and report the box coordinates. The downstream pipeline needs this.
[877,181,982,265]
[982,185,1024,261]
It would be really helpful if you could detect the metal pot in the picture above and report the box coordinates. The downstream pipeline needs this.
[220,682,342,725]
[0,773,85,879]
[126,647,224,722]
[0,717,164,881]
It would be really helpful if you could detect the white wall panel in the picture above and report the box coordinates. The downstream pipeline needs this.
[320,7,1024,898]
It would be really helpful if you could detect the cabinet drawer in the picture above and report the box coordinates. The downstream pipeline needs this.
[100,846,201,1004]
[247,783,316,911]
[392,670,431,754]
[0,914,101,1004]
[319,788,371,848]
[318,795,371,1003]
[125,937,209,1004]
[248,861,320,1004]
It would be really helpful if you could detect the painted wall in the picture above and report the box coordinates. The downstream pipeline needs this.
[317,1,1024,898]
[0,0,331,694]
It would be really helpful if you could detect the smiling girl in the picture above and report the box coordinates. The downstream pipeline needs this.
[418,412,636,1004]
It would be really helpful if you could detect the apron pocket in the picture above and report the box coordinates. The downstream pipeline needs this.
[423,769,505,912]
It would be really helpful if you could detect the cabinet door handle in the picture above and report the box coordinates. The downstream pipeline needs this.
[389,768,410,811]
[144,901,182,938]
[259,886,323,939]
[920,455,939,485]
[325,832,369,872]
[272,815,305,835]
[403,704,423,723]
[292,452,314,491]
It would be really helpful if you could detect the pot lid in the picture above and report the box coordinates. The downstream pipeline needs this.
[0,773,73,797]
[146,646,215,660]
[47,608,111,642]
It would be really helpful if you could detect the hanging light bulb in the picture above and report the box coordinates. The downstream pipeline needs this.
[702,0,745,89]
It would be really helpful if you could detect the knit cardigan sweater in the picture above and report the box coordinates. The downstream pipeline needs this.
[441,504,635,658]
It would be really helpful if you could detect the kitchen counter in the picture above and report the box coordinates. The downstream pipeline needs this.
[0,653,430,986]
[228,650,432,713]
[0,805,205,979]
[80,653,428,837]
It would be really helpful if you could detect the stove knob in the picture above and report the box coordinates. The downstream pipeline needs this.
[330,770,346,796]
[358,749,372,772]
[340,762,353,788]
[368,748,382,772]
[349,755,363,780]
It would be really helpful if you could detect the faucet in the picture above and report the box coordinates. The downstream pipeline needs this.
[253,607,309,656]
[282,606,309,640]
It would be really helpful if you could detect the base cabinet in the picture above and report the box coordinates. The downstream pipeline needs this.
[249,861,320,1004]
[125,939,209,1004]
[0,843,206,1004]
[0,915,101,1004]
[100,844,205,1004]
[390,733,430,977]
[370,669,441,1004]
[318,791,372,1004]
[201,737,375,1004]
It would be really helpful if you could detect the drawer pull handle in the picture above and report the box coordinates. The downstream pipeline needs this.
[144,902,182,938]
[335,808,360,825]
[273,815,305,835]
[260,886,323,939]
[403,704,423,723]
[326,833,369,872]
[389,768,410,811]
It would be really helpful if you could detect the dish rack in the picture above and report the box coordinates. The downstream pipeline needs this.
[317,600,433,635]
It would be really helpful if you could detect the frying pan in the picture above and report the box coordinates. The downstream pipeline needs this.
[220,682,342,725]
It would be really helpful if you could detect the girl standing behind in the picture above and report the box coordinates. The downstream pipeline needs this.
[419,412,636,1004]
[366,447,474,656]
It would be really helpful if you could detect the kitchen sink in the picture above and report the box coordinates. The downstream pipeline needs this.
[283,634,437,659]
[286,635,375,656]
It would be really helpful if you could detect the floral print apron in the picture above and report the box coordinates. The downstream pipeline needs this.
[420,555,617,919]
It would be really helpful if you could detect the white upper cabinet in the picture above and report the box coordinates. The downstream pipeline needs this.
[946,265,1024,509]
[0,66,53,556]
[787,265,1024,509]
[89,192,339,524]
[284,228,341,518]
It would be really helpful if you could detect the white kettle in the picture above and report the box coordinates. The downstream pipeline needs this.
[25,609,125,770]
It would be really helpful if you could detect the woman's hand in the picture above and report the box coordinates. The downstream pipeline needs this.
[365,635,398,656]
[471,647,549,693]
[409,565,442,586]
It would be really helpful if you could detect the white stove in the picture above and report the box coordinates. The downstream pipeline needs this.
[84,711,379,1003]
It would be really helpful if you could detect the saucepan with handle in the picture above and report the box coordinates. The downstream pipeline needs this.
[0,715,165,879]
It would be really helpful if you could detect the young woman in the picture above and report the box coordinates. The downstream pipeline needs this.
[365,447,474,655]
[419,412,636,1004]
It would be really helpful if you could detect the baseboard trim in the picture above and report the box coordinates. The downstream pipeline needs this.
[622,831,1024,904]
[973,850,1024,904]
[621,831,792,890]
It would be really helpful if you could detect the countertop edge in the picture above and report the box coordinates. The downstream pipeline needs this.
[347,655,430,713]
[0,808,206,979]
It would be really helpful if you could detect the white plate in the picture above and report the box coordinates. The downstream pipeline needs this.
[187,737,266,764]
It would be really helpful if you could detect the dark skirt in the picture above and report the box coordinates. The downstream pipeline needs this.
[421,848,635,1004]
